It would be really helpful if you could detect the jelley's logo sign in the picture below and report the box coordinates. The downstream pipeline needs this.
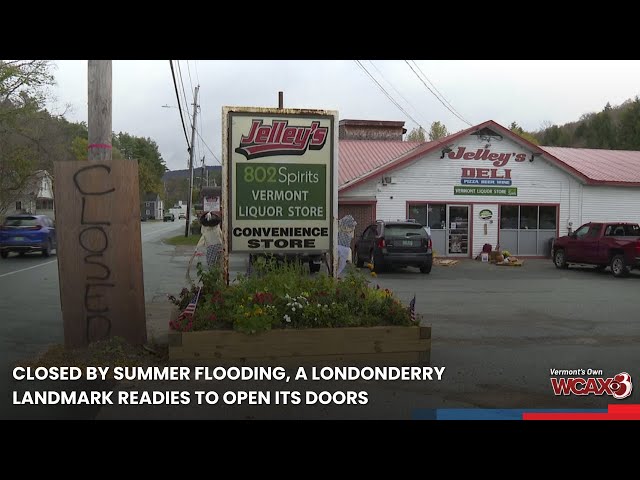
[448,147,527,166]
[235,119,328,160]
[449,147,528,186]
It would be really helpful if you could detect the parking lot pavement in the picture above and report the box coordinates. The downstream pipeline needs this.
[134,254,640,414]
[364,258,640,408]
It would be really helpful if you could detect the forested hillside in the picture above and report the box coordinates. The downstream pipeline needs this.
[534,97,640,150]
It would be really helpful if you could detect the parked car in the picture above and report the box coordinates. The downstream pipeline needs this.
[0,214,57,258]
[178,213,186,220]
[552,222,640,277]
[354,220,433,273]
[163,212,175,222]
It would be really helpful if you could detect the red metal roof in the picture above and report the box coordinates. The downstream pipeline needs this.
[338,140,427,187]
[541,146,640,185]
[337,120,640,191]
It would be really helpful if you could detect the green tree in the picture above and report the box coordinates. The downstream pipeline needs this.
[618,97,640,150]
[406,126,426,142]
[509,121,540,145]
[112,132,167,200]
[0,60,57,216]
[428,121,449,141]
[0,60,54,110]
[165,177,190,208]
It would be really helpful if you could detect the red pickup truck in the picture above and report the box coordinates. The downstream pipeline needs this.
[552,222,640,277]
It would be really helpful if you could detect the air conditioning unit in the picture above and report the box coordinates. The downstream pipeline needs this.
[382,175,393,185]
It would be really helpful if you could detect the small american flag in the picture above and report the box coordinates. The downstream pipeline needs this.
[409,294,417,323]
[178,286,202,320]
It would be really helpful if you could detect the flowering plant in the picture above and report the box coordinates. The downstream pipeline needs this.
[169,259,413,334]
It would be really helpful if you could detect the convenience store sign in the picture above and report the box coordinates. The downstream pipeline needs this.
[454,186,518,196]
[225,110,337,253]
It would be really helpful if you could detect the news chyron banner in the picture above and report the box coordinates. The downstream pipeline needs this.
[223,108,338,254]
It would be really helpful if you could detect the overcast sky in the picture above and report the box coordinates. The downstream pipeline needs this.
[48,60,640,172]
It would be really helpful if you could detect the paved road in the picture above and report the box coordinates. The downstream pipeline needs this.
[4,240,639,419]
[0,220,185,414]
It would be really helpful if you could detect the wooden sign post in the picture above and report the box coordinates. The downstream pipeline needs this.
[54,160,147,347]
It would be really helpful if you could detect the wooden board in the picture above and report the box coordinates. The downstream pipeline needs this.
[169,325,431,365]
[54,160,146,347]
[495,260,525,267]
[434,258,458,266]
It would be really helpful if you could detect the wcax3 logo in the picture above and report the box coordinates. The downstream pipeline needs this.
[550,370,632,399]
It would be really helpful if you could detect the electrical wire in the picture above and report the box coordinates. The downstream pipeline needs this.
[354,60,423,130]
[410,60,470,125]
[368,61,431,129]
[169,60,191,149]
[176,60,192,120]
[186,60,195,97]
[404,60,472,126]
[195,86,204,161]
[195,128,221,164]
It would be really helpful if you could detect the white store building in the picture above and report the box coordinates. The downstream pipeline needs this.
[338,119,640,258]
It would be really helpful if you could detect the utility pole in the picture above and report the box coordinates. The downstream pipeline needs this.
[200,155,206,190]
[185,85,200,237]
[88,61,112,161]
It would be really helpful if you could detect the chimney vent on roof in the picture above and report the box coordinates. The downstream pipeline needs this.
[339,119,406,141]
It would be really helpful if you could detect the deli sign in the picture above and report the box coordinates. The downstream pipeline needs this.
[450,147,527,187]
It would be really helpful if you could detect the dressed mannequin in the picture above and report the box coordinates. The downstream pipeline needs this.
[337,215,357,277]
[197,211,223,268]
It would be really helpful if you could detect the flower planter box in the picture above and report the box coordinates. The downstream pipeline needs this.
[168,310,431,365]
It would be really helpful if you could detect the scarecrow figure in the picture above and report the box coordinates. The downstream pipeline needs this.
[197,211,223,269]
[337,215,357,277]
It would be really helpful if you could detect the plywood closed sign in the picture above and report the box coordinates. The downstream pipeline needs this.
[54,160,146,347]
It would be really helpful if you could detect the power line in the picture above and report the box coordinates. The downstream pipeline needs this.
[169,60,191,149]
[196,87,205,165]
[354,60,423,130]
[410,60,469,125]
[368,61,431,129]
[404,60,472,126]
[186,60,195,96]
[194,60,201,86]
[195,128,221,164]
[176,60,192,120]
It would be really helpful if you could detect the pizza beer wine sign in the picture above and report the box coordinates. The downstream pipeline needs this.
[447,146,529,196]
[227,110,336,252]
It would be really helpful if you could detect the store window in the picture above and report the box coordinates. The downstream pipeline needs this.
[539,206,556,230]
[500,205,518,229]
[428,204,446,230]
[409,205,427,226]
[500,204,558,256]
[520,206,538,230]
[408,204,446,229]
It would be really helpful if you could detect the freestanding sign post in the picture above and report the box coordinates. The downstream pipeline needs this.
[222,107,339,282]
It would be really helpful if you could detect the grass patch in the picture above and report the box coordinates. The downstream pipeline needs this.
[164,234,200,246]
[18,337,168,370]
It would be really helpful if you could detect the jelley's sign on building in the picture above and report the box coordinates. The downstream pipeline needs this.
[448,146,527,194]
[224,108,338,253]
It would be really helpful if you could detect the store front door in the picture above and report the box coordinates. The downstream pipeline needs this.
[447,205,470,256]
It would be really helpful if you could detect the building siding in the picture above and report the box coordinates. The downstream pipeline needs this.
[340,134,585,257]
[580,186,640,225]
